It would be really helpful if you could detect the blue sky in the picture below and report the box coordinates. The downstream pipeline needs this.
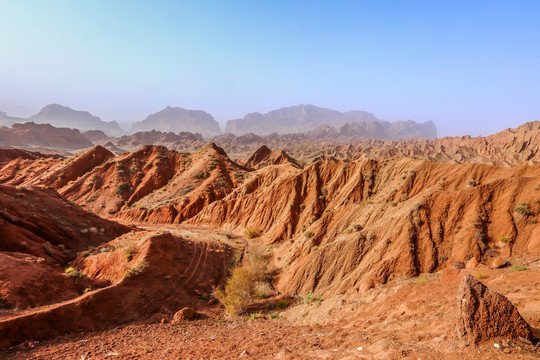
[0,1,539,136]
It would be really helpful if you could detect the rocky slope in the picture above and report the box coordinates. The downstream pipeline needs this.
[189,157,540,297]
[224,104,437,139]
[0,184,130,311]
[130,106,221,138]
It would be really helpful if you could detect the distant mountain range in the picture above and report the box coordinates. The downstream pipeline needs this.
[130,106,221,138]
[225,104,437,139]
[0,104,123,136]
[0,104,437,140]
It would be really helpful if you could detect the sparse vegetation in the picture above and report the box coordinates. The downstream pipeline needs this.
[208,158,219,170]
[499,236,511,244]
[193,171,210,180]
[302,291,324,304]
[244,228,261,239]
[474,271,489,280]
[124,246,136,261]
[511,265,527,271]
[65,267,84,278]
[123,261,148,279]
[304,230,314,239]
[514,202,533,216]
[275,299,289,310]
[467,179,477,187]
[215,245,269,315]
[249,312,263,320]
[115,182,129,195]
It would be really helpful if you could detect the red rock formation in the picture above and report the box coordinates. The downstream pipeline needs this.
[456,275,532,343]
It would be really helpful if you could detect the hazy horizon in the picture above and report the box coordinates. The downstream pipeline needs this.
[1,1,539,137]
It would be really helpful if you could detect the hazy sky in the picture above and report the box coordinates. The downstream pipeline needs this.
[1,1,539,136]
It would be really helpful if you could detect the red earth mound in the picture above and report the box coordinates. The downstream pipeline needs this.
[0,184,131,312]
[0,231,235,349]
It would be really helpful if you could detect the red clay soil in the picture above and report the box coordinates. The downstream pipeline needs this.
[0,252,108,310]
[0,231,235,350]
[0,184,130,262]
[2,261,539,359]
[0,148,58,166]
[0,184,131,311]
[1,122,540,357]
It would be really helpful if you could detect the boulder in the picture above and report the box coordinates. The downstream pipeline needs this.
[490,256,508,268]
[456,275,532,343]
[465,257,478,269]
[172,307,196,323]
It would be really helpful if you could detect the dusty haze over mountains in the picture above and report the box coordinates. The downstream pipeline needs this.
[0,103,437,140]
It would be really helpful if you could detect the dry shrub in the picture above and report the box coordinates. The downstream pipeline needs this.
[244,228,261,239]
[215,266,255,315]
[246,245,267,282]
[215,245,269,315]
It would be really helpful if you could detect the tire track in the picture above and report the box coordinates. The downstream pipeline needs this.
[185,241,208,284]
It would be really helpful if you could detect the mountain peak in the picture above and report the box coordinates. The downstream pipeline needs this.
[28,104,123,136]
[130,106,221,138]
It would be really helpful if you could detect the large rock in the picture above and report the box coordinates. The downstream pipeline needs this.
[456,275,532,343]
[172,307,196,323]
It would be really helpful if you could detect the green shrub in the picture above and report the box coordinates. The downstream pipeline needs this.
[249,312,263,320]
[215,266,256,315]
[499,236,511,244]
[511,265,527,271]
[65,267,84,278]
[474,271,489,279]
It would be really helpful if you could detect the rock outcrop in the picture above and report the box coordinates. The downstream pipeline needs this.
[456,275,532,343]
